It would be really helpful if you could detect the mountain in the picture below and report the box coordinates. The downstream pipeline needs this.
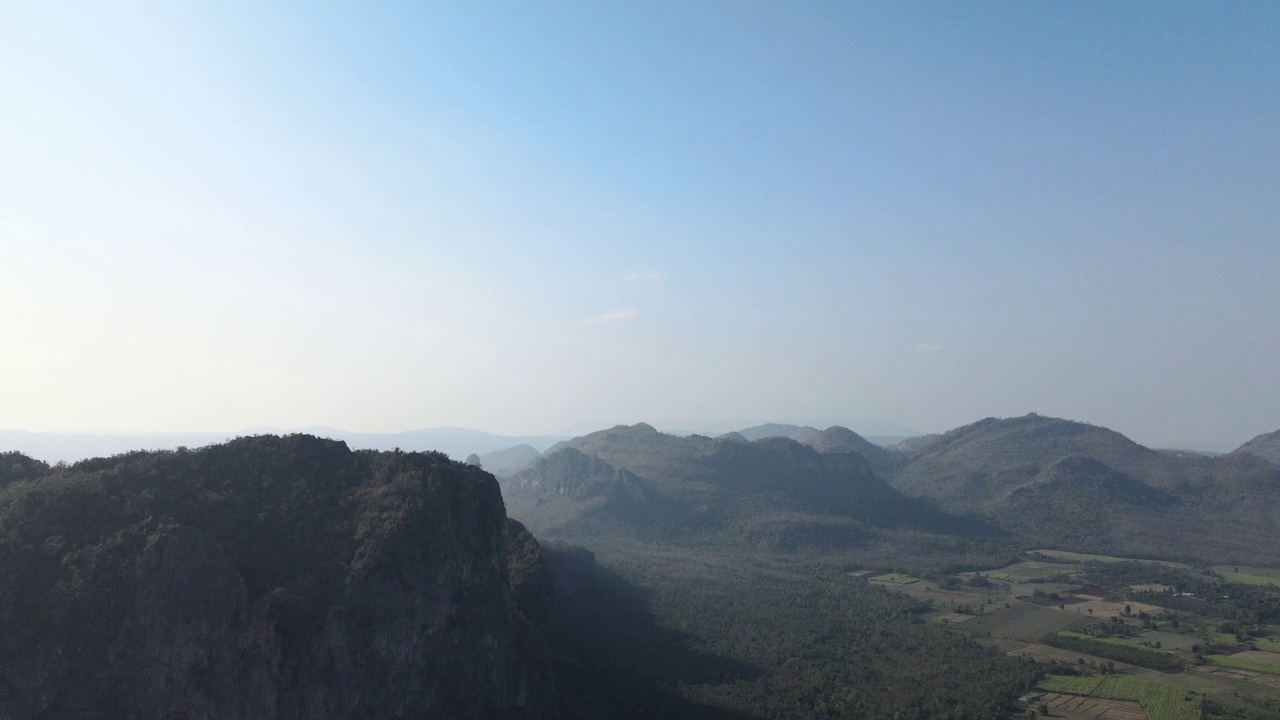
[0,436,558,720]
[887,413,1280,564]
[736,423,821,443]
[804,425,903,475]
[1231,428,1280,465]
[478,444,542,477]
[889,413,1182,512]
[503,448,684,538]
[734,424,901,475]
[513,424,977,550]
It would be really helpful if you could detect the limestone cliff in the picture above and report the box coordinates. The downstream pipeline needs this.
[0,435,558,720]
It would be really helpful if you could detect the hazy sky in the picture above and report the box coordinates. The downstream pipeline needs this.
[2,2,1277,449]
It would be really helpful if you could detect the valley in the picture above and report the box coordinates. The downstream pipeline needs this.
[867,550,1280,718]
[495,414,1280,719]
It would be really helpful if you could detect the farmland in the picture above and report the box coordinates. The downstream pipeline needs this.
[1035,675,1203,720]
[1030,691,1147,719]
[1214,569,1280,587]
[1253,637,1280,653]
[869,572,920,584]
[870,550,1280,718]
[1032,550,1188,568]
[1208,652,1280,675]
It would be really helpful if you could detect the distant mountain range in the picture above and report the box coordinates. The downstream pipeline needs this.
[0,427,568,465]
[494,413,1280,566]
[878,413,1280,564]
[503,423,983,552]
[6,414,1279,563]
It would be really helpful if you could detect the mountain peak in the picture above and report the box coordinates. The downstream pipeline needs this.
[1231,428,1280,465]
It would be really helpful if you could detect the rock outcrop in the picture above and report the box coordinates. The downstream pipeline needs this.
[0,435,558,720]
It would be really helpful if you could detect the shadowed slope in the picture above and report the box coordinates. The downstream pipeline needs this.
[0,435,558,720]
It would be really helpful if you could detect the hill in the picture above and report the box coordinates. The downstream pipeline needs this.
[736,423,821,443]
[890,413,1183,511]
[804,425,904,475]
[515,424,984,552]
[0,436,557,720]
[478,444,542,477]
[1231,428,1280,465]
[888,414,1280,564]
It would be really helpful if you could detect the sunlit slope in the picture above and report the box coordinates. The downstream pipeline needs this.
[889,414,1280,564]
[1232,428,1280,465]
[507,423,983,549]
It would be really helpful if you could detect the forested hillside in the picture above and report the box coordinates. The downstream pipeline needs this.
[0,437,558,720]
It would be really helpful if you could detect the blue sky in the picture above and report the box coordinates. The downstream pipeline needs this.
[1,2,1277,449]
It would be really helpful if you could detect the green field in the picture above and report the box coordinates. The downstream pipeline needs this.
[1030,549,1187,568]
[1208,653,1280,675]
[870,573,920,584]
[1033,549,1133,563]
[1092,676,1202,720]
[1038,674,1103,695]
[1060,631,1142,647]
[1038,674,1202,720]
[1043,632,1183,671]
[1215,569,1280,587]
[1253,638,1280,653]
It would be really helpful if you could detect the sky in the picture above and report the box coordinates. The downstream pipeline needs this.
[1,2,1277,450]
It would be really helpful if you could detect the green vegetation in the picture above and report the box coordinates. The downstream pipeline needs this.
[1208,654,1280,675]
[1058,630,1143,647]
[1037,674,1103,695]
[871,572,921,584]
[558,553,1042,719]
[1036,550,1137,563]
[1042,631,1183,671]
[1039,674,1203,720]
[0,436,562,718]
[1217,570,1280,587]
[1253,638,1280,653]
[1092,676,1203,720]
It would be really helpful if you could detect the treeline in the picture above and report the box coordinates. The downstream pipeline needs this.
[548,548,1043,719]
[1078,562,1280,624]
[1041,632,1183,672]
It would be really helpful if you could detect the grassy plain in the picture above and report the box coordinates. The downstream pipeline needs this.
[1253,637,1280,653]
[870,572,920,584]
[1214,568,1280,587]
[1208,652,1280,675]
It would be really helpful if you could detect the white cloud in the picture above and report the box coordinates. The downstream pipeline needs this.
[587,308,640,324]
[623,271,667,283]
[916,343,943,353]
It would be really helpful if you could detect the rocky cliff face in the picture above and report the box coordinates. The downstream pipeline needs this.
[0,435,558,720]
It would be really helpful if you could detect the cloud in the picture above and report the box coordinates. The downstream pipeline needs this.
[915,343,943,353]
[623,271,667,283]
[587,308,640,324]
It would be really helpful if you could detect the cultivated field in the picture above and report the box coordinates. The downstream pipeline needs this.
[869,572,919,584]
[1209,651,1280,675]
[1037,675,1203,720]
[871,551,1280,718]
[1029,691,1147,719]
[1031,550,1188,568]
